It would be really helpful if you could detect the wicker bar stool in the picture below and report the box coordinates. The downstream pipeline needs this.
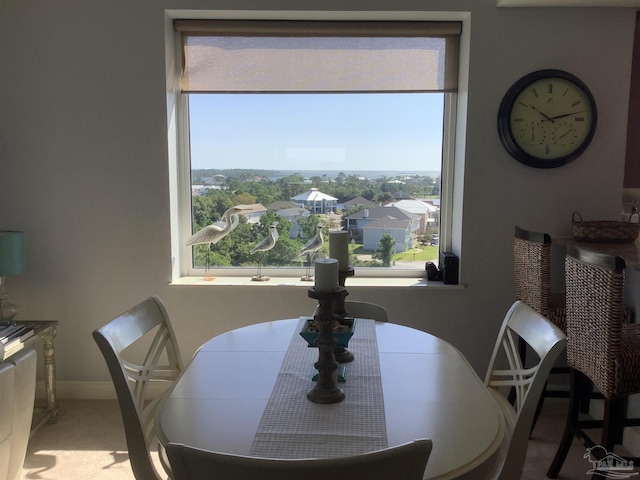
[547,245,640,478]
[513,226,568,429]
[514,226,566,332]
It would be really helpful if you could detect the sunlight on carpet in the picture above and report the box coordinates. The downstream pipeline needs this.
[18,397,626,480]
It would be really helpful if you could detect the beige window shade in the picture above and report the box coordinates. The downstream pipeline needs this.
[175,20,461,93]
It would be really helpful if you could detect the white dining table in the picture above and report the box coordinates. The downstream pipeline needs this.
[155,318,505,480]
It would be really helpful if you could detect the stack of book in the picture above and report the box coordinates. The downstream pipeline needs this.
[0,323,34,356]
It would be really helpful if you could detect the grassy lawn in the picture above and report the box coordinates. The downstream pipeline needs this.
[351,244,438,262]
[394,246,439,261]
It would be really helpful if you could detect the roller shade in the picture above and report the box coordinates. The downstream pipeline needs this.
[175,20,461,93]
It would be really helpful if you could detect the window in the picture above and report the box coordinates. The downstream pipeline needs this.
[173,19,461,279]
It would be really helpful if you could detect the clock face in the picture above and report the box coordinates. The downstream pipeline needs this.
[498,70,597,168]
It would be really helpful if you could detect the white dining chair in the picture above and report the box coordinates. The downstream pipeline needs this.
[93,296,184,480]
[483,300,566,480]
[166,439,432,480]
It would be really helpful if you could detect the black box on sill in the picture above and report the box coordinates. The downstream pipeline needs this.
[439,252,459,285]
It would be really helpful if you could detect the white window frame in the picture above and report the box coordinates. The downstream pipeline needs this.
[166,11,466,283]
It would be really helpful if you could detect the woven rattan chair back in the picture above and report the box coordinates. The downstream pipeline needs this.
[514,226,552,316]
[93,296,184,480]
[565,245,627,398]
[514,226,566,332]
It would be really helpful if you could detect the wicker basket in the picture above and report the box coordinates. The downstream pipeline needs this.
[571,211,640,243]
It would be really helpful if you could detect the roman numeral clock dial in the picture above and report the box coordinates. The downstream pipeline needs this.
[497,69,597,168]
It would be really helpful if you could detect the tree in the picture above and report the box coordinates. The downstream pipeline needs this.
[233,192,257,205]
[296,214,323,241]
[191,190,234,231]
[247,213,298,266]
[373,233,396,267]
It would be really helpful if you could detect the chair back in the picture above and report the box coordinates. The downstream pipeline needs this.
[514,226,552,316]
[93,296,184,480]
[485,301,566,480]
[6,349,36,480]
[565,245,626,398]
[313,301,389,322]
[166,439,432,480]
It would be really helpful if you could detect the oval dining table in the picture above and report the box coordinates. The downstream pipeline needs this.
[155,318,505,480]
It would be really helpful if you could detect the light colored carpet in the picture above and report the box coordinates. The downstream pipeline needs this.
[19,400,154,480]
[17,398,615,479]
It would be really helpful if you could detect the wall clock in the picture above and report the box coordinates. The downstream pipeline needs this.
[497,69,597,168]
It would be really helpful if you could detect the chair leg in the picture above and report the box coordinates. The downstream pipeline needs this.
[547,369,583,479]
[579,378,592,414]
[601,397,627,450]
[531,381,547,435]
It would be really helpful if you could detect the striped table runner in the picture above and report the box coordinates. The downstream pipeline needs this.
[249,317,388,459]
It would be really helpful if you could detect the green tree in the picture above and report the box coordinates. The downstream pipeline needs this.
[233,192,257,205]
[373,233,396,267]
[246,213,292,264]
[192,190,234,231]
[296,214,323,240]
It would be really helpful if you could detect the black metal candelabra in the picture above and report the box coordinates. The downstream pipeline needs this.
[306,287,347,404]
[333,267,355,363]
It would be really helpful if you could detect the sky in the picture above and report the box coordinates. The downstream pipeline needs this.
[188,93,444,173]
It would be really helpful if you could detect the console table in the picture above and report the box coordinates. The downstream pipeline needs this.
[1,320,59,436]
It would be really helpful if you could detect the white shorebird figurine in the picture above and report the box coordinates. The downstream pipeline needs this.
[250,222,279,281]
[300,225,324,281]
[186,205,247,280]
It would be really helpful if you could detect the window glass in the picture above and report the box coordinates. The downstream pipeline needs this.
[175,20,459,277]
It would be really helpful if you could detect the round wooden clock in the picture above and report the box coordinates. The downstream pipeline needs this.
[497,69,597,168]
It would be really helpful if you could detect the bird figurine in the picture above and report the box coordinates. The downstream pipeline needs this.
[186,205,247,280]
[300,225,325,281]
[250,222,279,281]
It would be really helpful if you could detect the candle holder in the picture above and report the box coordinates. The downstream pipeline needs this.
[333,267,355,363]
[306,287,346,404]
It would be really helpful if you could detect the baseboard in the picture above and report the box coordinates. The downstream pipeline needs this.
[35,380,166,401]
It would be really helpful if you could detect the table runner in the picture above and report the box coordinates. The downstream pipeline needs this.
[249,317,388,459]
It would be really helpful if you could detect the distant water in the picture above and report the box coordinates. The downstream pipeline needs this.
[267,170,441,181]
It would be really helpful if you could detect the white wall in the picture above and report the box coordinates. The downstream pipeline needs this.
[0,0,636,393]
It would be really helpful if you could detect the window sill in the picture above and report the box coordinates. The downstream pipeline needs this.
[170,276,465,289]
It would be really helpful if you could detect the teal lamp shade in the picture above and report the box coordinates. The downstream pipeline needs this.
[0,231,26,276]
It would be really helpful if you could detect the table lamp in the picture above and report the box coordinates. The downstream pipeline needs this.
[0,231,25,321]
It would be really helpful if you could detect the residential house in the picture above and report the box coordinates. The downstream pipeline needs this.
[274,206,310,238]
[291,188,338,214]
[239,204,268,224]
[344,196,377,210]
[345,206,421,243]
[363,216,413,252]
[386,199,439,231]
[267,200,300,211]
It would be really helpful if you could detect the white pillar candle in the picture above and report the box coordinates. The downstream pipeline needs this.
[314,258,339,293]
[329,231,350,272]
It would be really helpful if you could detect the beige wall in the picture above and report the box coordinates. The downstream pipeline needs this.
[0,0,636,394]
[626,13,640,189]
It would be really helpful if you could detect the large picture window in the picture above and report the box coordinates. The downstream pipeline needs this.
[174,20,461,278]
